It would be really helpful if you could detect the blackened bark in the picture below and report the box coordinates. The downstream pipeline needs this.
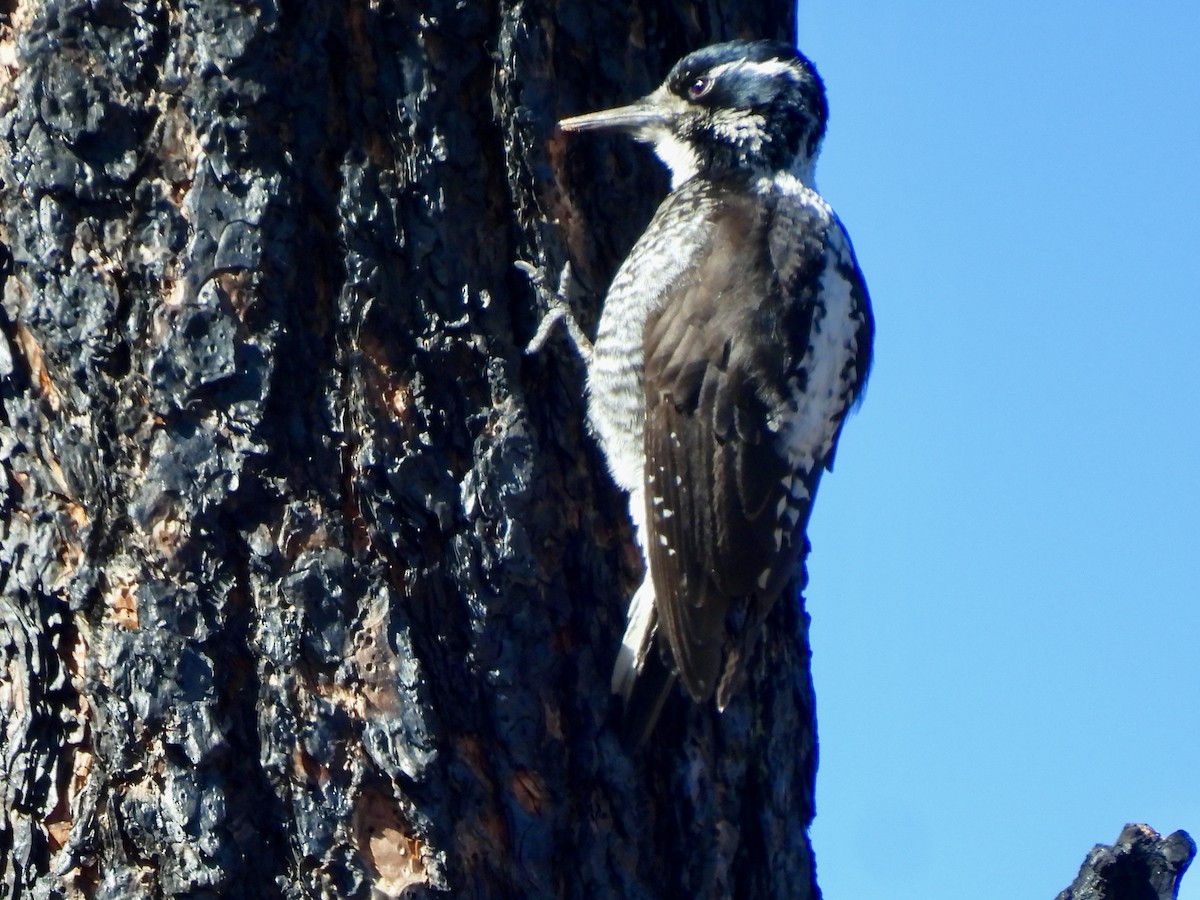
[0,1,812,898]
[1057,825,1194,900]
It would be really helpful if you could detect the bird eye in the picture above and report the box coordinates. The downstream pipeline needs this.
[687,76,712,99]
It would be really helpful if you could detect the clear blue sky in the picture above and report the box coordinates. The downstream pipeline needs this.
[795,3,1199,899]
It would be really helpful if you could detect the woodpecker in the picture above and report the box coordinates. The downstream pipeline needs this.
[532,40,874,745]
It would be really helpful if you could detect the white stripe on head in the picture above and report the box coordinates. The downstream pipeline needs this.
[708,57,800,83]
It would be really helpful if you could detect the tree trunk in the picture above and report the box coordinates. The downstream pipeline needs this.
[1,3,1193,900]
[0,1,812,897]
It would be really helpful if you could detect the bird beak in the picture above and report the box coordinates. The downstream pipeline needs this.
[559,98,670,136]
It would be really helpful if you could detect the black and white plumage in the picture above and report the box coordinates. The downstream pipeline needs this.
[545,40,874,744]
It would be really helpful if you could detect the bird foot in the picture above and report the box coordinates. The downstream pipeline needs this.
[517,260,593,364]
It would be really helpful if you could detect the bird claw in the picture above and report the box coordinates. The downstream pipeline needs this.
[518,260,593,364]
[525,303,572,354]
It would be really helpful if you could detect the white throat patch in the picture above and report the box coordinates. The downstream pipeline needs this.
[647,128,700,188]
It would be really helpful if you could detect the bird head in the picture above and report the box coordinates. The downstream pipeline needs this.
[560,41,828,189]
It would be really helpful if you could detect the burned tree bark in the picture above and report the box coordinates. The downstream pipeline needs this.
[0,1,810,897]
[1057,825,1194,900]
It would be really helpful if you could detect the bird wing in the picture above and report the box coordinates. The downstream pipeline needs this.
[641,186,871,704]
[817,212,875,475]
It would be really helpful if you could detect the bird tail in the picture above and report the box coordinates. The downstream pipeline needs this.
[611,578,676,749]
[610,578,655,698]
[618,642,677,750]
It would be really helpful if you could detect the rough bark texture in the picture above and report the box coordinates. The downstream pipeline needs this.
[1056,825,1194,900]
[0,1,817,897]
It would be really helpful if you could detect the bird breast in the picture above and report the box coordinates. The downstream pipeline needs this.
[587,187,719,495]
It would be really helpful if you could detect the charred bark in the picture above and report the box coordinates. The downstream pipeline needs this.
[0,1,809,897]
[1057,825,1194,900]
